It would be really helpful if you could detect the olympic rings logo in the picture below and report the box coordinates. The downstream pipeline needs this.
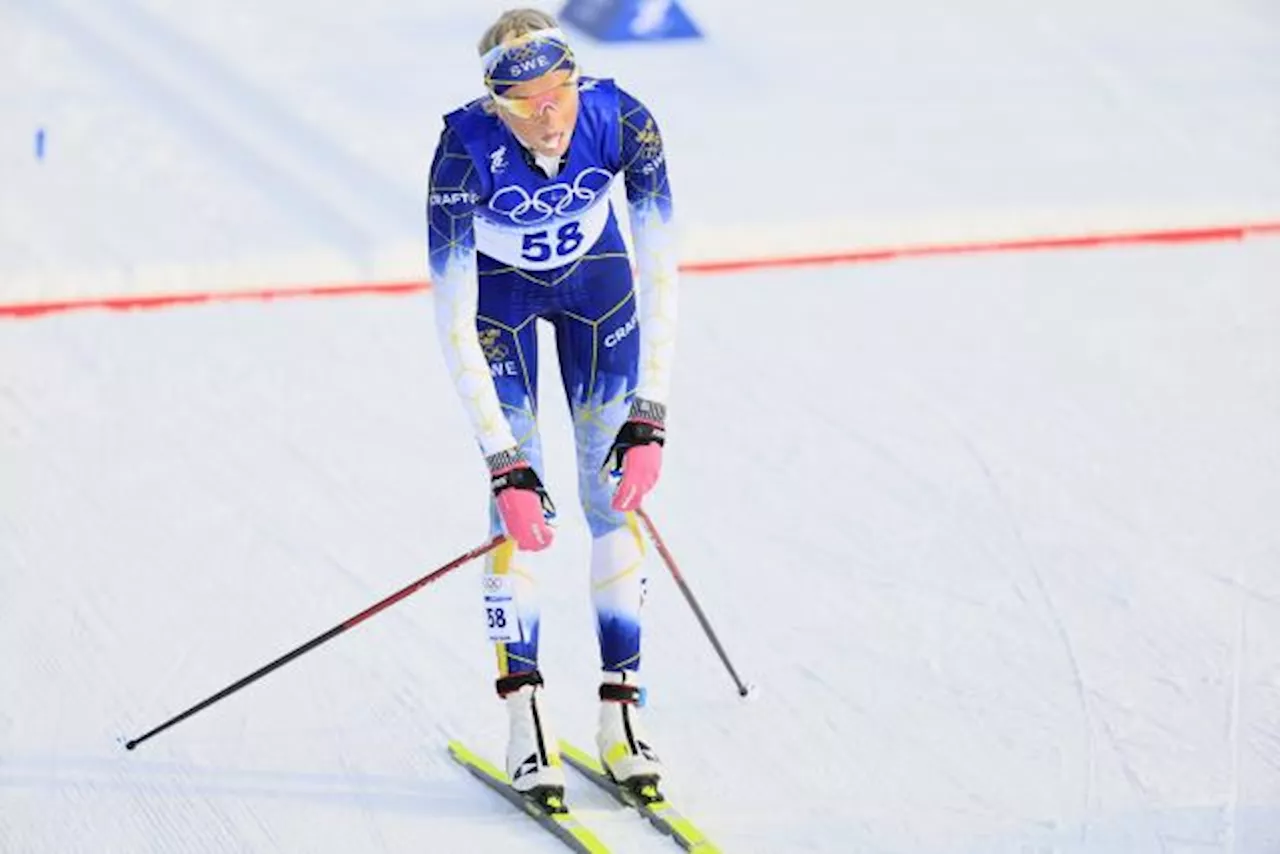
[489,167,613,225]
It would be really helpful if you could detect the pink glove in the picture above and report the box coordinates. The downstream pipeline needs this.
[603,399,666,512]
[611,443,662,512]
[489,452,555,551]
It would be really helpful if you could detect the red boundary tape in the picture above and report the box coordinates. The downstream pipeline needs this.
[3,220,1278,320]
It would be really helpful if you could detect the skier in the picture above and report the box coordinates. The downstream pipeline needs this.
[425,8,679,806]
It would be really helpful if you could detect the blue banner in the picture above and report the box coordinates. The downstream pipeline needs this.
[560,0,703,43]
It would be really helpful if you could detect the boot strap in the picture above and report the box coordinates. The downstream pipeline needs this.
[599,681,642,704]
[496,669,544,697]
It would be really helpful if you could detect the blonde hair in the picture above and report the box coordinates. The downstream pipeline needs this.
[477,8,561,56]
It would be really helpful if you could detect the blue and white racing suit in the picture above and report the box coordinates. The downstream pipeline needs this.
[426,77,679,679]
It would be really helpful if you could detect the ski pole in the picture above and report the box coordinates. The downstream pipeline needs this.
[635,508,752,698]
[124,534,506,751]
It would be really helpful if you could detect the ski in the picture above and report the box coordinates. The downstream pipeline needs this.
[447,740,611,854]
[559,741,722,853]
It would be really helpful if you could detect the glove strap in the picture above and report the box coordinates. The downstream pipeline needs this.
[492,465,544,495]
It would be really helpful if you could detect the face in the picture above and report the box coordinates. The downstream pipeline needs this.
[493,69,580,158]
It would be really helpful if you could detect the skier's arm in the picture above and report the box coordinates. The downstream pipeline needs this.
[427,125,519,460]
[618,88,679,410]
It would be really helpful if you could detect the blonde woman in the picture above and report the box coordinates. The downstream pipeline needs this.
[427,8,679,810]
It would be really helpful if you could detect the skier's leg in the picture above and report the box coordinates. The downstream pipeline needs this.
[553,258,663,784]
[476,282,564,794]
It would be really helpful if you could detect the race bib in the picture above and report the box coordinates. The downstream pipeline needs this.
[474,177,614,271]
[482,573,523,643]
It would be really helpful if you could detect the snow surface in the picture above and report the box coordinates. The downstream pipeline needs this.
[3,0,1279,301]
[3,240,1280,852]
[3,1,1280,852]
